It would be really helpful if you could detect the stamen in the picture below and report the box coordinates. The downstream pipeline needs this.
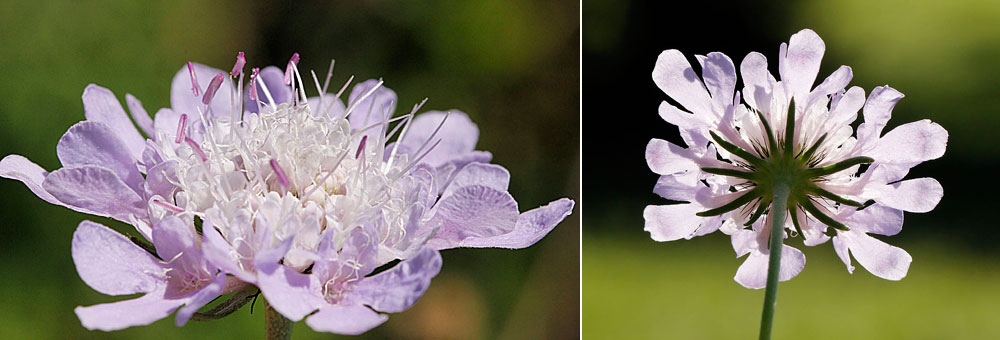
[203,73,226,105]
[249,67,260,101]
[270,159,290,189]
[153,199,185,213]
[356,135,368,159]
[175,114,188,144]
[184,137,208,162]
[231,52,246,76]
[284,52,300,85]
[187,62,201,96]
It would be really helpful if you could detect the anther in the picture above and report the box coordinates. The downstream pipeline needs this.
[231,52,245,76]
[184,137,208,162]
[203,73,226,105]
[270,159,290,188]
[249,67,260,101]
[153,199,185,213]
[175,114,188,144]
[187,62,201,96]
[284,52,300,85]
[356,135,368,159]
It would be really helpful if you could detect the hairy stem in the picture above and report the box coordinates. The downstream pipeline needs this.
[759,182,789,340]
[265,300,293,340]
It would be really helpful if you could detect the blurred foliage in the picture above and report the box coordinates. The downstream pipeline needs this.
[0,0,578,339]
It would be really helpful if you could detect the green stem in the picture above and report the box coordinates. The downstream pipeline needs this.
[265,300,293,340]
[759,182,790,340]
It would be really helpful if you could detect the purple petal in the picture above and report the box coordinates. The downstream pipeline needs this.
[828,86,865,125]
[645,138,697,175]
[43,166,147,222]
[0,154,62,206]
[838,231,911,280]
[844,203,904,236]
[82,84,146,159]
[740,52,775,111]
[75,288,184,331]
[399,111,479,167]
[454,198,574,249]
[305,305,389,335]
[832,235,854,273]
[643,204,704,241]
[56,121,143,193]
[808,65,852,105]
[202,221,256,283]
[174,273,226,326]
[778,29,825,102]
[125,93,155,137]
[347,79,398,128]
[143,160,179,200]
[72,221,163,296]
[857,86,904,143]
[651,49,712,115]
[152,107,183,143]
[171,62,234,118]
[244,66,293,113]
[698,52,736,109]
[427,185,519,248]
[353,247,442,313]
[256,261,324,321]
[441,162,510,199]
[657,101,704,134]
[734,245,806,289]
[152,216,198,266]
[871,119,948,166]
[865,177,943,213]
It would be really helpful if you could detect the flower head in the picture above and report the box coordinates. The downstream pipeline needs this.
[1,52,574,334]
[645,29,946,288]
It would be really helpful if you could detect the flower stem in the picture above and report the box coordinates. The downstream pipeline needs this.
[759,182,790,340]
[265,300,293,340]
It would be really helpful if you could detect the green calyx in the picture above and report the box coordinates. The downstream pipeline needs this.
[696,99,871,231]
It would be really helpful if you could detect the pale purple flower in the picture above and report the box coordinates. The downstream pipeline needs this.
[1,52,573,335]
[645,29,946,288]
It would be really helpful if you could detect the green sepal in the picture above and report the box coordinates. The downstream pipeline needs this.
[696,187,763,217]
[702,167,757,181]
[754,109,779,157]
[798,133,828,166]
[805,156,875,177]
[806,184,865,207]
[783,98,796,156]
[744,197,770,226]
[799,199,850,231]
[709,131,766,169]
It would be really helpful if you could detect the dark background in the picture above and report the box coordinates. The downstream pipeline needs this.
[583,0,1000,338]
[0,1,578,339]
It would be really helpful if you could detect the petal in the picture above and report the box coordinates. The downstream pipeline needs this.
[829,86,865,125]
[871,119,948,166]
[256,261,325,321]
[244,66,293,113]
[778,29,825,102]
[144,160,179,200]
[74,289,184,331]
[699,52,736,109]
[652,170,700,202]
[82,84,146,159]
[56,121,143,193]
[171,62,234,119]
[400,111,480,167]
[734,245,806,289]
[832,235,854,273]
[740,52,775,111]
[441,162,510,199]
[643,204,704,241]
[126,93,155,137]
[353,247,441,313]
[645,138,697,175]
[808,65,852,106]
[152,216,198,266]
[0,154,62,205]
[651,49,713,115]
[72,221,163,296]
[858,86,904,142]
[202,221,256,282]
[844,203,904,236]
[427,185,520,248]
[43,166,147,223]
[658,101,704,132]
[347,79,398,128]
[305,305,388,335]
[174,273,226,326]
[152,107,183,143]
[840,231,911,280]
[865,177,943,213]
[454,198,574,249]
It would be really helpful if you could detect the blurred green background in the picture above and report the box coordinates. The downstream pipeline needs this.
[0,1,578,339]
[584,0,1000,339]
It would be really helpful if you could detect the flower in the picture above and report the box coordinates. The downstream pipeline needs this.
[644,29,946,288]
[0,53,574,334]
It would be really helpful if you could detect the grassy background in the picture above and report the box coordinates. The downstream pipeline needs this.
[0,1,579,339]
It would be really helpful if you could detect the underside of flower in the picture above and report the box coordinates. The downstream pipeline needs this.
[695,99,873,233]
